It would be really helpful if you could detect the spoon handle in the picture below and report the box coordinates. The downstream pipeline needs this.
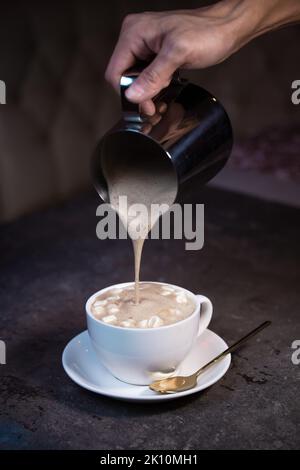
[195,321,271,378]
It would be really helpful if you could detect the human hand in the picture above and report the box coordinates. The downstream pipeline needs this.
[105,0,300,115]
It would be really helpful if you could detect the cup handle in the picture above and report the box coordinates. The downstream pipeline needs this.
[196,295,213,335]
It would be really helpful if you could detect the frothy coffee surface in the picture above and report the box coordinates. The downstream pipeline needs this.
[91,283,195,328]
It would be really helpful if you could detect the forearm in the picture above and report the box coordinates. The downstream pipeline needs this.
[216,0,300,53]
[250,0,300,32]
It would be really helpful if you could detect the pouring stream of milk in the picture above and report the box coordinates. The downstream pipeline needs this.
[104,154,176,304]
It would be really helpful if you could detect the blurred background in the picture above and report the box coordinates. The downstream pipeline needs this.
[0,0,299,222]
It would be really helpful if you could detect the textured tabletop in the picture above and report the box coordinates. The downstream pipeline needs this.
[0,186,299,450]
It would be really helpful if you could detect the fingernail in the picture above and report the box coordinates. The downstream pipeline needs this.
[125,83,144,100]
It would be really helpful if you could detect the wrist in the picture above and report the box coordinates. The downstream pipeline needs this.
[221,0,300,45]
[198,0,300,54]
[193,1,263,56]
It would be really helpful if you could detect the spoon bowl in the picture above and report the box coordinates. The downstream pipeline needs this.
[149,321,271,394]
[150,375,198,393]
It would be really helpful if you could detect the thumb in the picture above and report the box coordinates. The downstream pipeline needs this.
[125,49,179,103]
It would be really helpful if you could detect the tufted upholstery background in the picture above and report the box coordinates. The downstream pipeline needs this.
[0,0,299,221]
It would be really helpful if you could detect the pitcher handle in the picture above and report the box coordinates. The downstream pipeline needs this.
[120,61,181,122]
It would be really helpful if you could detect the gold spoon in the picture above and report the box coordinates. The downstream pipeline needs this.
[149,321,271,394]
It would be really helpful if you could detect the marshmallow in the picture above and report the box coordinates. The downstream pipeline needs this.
[170,308,182,316]
[148,315,164,328]
[102,315,117,324]
[139,316,164,328]
[138,319,148,328]
[176,293,187,304]
[161,285,175,292]
[107,303,119,313]
[112,289,123,295]
[93,305,104,316]
[94,299,107,307]
[120,319,136,328]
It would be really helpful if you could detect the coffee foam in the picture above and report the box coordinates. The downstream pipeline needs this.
[91,283,195,328]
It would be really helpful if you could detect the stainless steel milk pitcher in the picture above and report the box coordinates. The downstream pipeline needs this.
[92,64,233,203]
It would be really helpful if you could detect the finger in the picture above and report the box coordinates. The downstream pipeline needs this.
[125,45,180,103]
[147,112,162,127]
[140,100,156,116]
[157,101,167,114]
[141,122,152,135]
[105,34,136,93]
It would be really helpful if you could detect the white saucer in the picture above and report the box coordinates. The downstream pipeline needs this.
[62,329,231,402]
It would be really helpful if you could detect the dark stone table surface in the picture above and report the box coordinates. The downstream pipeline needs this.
[0,186,299,450]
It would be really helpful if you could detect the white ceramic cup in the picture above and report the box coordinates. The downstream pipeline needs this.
[86,282,213,385]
